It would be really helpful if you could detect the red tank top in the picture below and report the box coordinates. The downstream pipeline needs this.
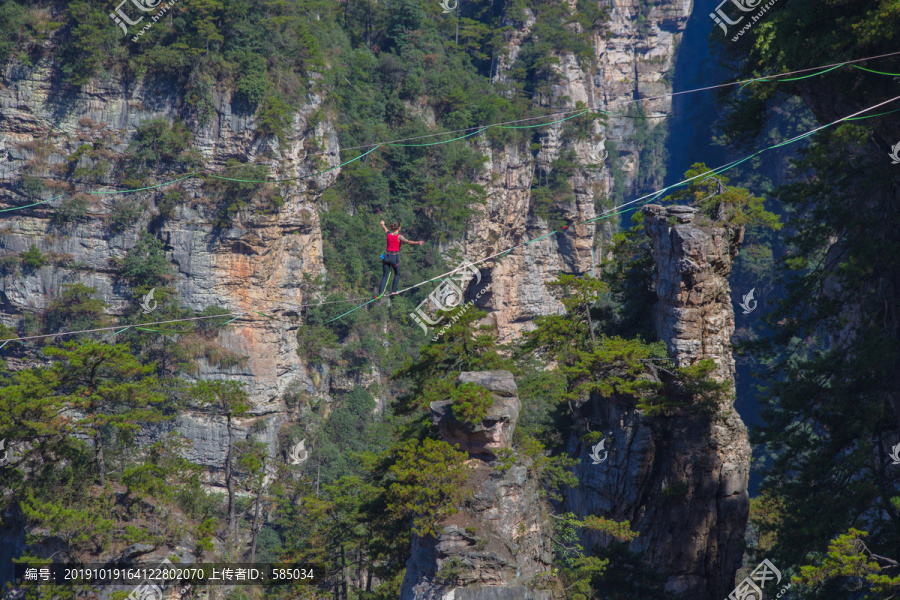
[386,233,400,252]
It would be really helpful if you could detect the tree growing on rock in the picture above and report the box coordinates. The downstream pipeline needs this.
[192,380,251,540]
[46,341,167,486]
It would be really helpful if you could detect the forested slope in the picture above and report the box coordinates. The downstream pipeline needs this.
[716,0,900,596]
[0,0,696,597]
[1,0,896,598]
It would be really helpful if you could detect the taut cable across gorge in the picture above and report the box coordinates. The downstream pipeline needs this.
[1,93,897,347]
[1,0,899,596]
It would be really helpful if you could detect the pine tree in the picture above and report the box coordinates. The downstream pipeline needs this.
[46,341,167,485]
[192,380,251,539]
[720,2,900,594]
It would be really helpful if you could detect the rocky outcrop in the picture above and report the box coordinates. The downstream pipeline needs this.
[643,204,743,384]
[0,67,332,404]
[0,66,352,476]
[402,371,553,600]
[563,205,751,600]
[446,0,691,343]
[0,0,689,393]
[430,371,520,458]
[0,0,695,568]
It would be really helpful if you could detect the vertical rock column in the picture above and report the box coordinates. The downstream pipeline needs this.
[400,371,554,600]
[564,205,751,600]
[640,204,751,599]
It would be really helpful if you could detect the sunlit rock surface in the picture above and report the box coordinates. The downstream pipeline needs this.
[430,370,521,458]
[562,204,751,600]
[403,371,553,600]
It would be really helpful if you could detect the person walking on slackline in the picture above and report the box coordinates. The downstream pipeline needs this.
[378,220,425,297]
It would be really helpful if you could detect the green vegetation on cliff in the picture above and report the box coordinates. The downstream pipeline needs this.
[720,0,900,596]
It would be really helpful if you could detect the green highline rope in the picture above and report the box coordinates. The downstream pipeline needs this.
[749,64,844,83]
[524,228,563,245]
[2,111,581,211]
[494,110,591,129]
[0,172,203,213]
[7,59,894,214]
[325,298,375,323]
[366,110,592,150]
[93,171,202,195]
[324,99,898,324]
[201,144,382,183]
[846,107,900,120]
[0,192,67,213]
[595,98,896,218]
[594,62,855,121]
[593,64,847,121]
[325,269,394,323]
[135,326,193,335]
[387,128,488,147]
[2,147,381,214]
[853,65,900,77]
[217,312,248,327]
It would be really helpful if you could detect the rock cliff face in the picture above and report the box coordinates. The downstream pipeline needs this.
[563,204,750,600]
[0,67,361,474]
[0,0,690,476]
[401,371,554,600]
[461,0,690,342]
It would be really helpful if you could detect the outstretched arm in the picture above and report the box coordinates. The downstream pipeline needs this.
[399,235,425,246]
[379,220,389,233]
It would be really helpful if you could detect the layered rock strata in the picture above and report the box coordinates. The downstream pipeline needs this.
[460,0,691,343]
[430,370,521,458]
[563,204,751,600]
[0,0,692,522]
[401,371,553,600]
[0,68,349,477]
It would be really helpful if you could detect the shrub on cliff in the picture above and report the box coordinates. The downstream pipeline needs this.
[201,159,273,227]
[21,245,46,270]
[385,437,470,537]
[125,118,199,186]
[450,381,494,425]
[255,96,294,147]
[118,232,175,288]
[25,283,108,345]
[666,162,782,231]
